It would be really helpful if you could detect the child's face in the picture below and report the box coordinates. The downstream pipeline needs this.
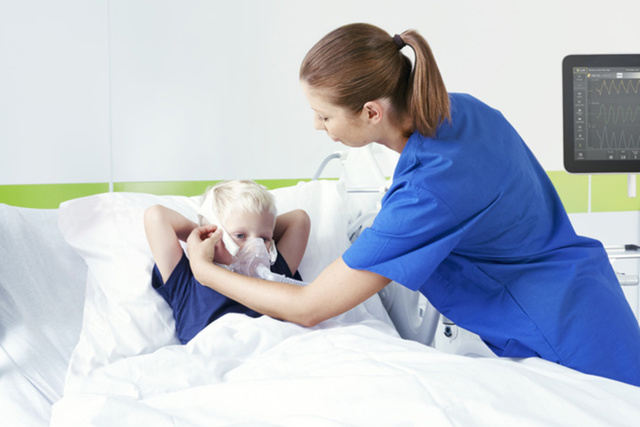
[213,208,276,265]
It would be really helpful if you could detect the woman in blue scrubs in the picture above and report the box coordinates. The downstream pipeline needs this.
[188,23,640,387]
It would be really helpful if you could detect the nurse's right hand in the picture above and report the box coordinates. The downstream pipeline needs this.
[187,225,220,265]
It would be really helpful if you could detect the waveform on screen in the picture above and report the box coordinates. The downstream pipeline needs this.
[594,126,640,149]
[595,105,640,124]
[593,79,640,96]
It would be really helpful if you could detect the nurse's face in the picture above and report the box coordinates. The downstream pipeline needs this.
[302,83,372,148]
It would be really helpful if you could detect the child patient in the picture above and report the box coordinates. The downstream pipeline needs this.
[144,180,310,344]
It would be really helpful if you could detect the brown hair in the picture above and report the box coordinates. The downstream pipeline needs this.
[300,23,450,137]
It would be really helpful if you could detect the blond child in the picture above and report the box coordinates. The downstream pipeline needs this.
[144,180,310,343]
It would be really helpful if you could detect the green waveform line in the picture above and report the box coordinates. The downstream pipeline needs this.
[594,79,640,96]
[595,126,640,149]
[595,104,640,124]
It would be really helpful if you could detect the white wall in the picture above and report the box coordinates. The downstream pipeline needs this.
[0,1,110,184]
[3,0,639,185]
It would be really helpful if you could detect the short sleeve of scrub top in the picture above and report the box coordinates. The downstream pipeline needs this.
[344,181,463,291]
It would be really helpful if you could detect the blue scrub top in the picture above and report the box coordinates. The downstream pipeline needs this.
[343,93,640,386]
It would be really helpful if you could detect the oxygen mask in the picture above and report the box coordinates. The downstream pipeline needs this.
[229,238,307,286]
[229,238,272,278]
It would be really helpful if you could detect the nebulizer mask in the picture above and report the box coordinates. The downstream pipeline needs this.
[229,238,307,286]
[208,221,278,265]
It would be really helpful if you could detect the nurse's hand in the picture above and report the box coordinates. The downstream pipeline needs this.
[187,225,220,265]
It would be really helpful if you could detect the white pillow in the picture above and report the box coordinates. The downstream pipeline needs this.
[59,181,351,393]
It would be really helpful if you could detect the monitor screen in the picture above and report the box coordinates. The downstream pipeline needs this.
[563,54,640,173]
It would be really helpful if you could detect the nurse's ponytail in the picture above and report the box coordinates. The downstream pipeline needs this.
[397,30,451,137]
[300,23,450,138]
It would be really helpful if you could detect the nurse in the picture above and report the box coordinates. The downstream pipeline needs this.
[188,23,640,387]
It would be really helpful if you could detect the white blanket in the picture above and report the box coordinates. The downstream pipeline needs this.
[51,307,640,427]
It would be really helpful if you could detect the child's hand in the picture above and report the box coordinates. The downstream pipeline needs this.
[187,225,221,265]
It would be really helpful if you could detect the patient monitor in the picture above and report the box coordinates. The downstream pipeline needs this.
[563,54,640,173]
[563,54,640,197]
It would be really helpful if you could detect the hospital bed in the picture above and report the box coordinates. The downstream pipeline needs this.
[2,147,640,427]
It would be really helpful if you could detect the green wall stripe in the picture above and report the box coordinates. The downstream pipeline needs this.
[0,180,309,208]
[0,183,109,209]
[256,179,311,189]
[3,173,640,213]
[114,181,219,196]
[591,174,640,212]
[114,179,309,196]
[547,171,589,214]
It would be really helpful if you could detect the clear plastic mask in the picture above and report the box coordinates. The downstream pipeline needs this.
[230,238,271,278]
[230,237,307,286]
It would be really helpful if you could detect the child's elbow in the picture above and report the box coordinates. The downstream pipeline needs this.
[303,212,311,239]
[294,209,311,245]
[144,204,164,225]
[291,209,311,235]
[144,204,160,222]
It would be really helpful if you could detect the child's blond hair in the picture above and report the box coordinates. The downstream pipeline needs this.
[198,180,276,226]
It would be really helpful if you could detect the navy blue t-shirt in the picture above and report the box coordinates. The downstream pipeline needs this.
[152,251,302,344]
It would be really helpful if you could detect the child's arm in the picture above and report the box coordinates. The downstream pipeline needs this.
[273,209,311,275]
[144,205,198,282]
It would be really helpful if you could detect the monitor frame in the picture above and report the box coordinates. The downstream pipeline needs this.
[562,54,640,173]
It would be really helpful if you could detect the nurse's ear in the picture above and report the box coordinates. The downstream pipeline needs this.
[361,99,386,125]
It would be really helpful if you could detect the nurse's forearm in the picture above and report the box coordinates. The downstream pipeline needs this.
[189,257,318,326]
[190,256,390,328]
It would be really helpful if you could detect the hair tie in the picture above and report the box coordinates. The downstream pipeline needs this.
[393,34,406,50]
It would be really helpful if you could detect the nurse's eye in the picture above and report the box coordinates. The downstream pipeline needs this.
[317,114,328,122]
[233,233,246,240]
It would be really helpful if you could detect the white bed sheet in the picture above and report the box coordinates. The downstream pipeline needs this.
[1,349,53,427]
[0,204,87,426]
[50,310,640,427]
